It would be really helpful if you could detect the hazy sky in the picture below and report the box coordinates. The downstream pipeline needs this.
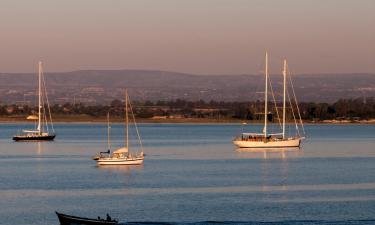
[0,0,374,74]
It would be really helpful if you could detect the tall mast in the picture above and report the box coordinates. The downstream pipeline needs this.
[37,61,42,134]
[107,112,111,150]
[125,89,129,150]
[263,52,268,138]
[282,59,287,139]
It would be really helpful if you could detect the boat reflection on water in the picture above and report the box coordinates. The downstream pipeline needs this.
[236,147,302,159]
[95,164,144,186]
[96,164,144,171]
[36,142,43,155]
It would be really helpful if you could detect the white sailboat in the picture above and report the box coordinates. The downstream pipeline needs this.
[233,52,305,148]
[94,90,144,165]
[13,61,56,141]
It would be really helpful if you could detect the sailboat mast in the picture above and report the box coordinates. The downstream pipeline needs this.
[125,90,129,150]
[282,59,287,139]
[37,61,42,134]
[264,52,268,138]
[107,112,111,150]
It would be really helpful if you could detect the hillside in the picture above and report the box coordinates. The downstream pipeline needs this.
[0,70,374,104]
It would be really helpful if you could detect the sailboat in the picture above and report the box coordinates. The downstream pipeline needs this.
[13,61,56,141]
[233,52,305,148]
[93,90,144,165]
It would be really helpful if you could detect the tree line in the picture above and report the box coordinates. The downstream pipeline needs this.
[1,97,374,121]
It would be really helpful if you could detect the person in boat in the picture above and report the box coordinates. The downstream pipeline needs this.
[106,213,112,221]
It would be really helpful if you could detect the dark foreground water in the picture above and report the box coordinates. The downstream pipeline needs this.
[0,123,374,225]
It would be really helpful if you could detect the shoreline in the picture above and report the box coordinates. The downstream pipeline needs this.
[0,116,374,125]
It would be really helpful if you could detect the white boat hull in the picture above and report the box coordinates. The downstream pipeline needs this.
[97,157,144,165]
[233,137,301,148]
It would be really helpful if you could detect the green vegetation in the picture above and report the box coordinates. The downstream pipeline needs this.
[1,98,374,122]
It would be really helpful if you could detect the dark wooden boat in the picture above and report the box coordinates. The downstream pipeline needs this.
[13,134,55,142]
[56,211,118,225]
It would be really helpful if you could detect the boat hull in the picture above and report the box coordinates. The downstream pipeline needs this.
[56,212,118,225]
[97,158,144,165]
[233,137,301,148]
[12,135,55,142]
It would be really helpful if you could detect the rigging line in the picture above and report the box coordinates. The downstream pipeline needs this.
[242,58,265,131]
[41,76,48,132]
[34,67,39,131]
[40,80,46,133]
[248,56,269,123]
[40,87,47,133]
[128,95,144,154]
[252,55,267,102]
[107,112,111,151]
[286,87,300,137]
[268,72,282,131]
[42,72,55,133]
[41,87,49,133]
[287,64,306,137]
[125,91,129,151]
[42,69,55,133]
[43,104,49,133]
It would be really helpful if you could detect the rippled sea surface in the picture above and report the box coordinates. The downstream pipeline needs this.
[0,123,374,225]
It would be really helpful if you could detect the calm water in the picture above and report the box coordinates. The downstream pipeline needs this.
[0,123,374,225]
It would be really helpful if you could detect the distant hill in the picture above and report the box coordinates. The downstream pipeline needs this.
[0,70,374,104]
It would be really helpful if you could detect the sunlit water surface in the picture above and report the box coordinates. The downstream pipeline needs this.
[0,123,374,225]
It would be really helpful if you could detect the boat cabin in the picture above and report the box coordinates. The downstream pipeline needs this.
[239,133,283,142]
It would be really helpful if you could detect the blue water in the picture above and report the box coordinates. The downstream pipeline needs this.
[0,123,374,225]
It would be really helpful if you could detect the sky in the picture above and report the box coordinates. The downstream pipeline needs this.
[0,0,374,75]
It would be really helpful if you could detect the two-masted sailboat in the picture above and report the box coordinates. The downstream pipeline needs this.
[233,52,305,148]
[13,61,56,141]
[93,90,144,165]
